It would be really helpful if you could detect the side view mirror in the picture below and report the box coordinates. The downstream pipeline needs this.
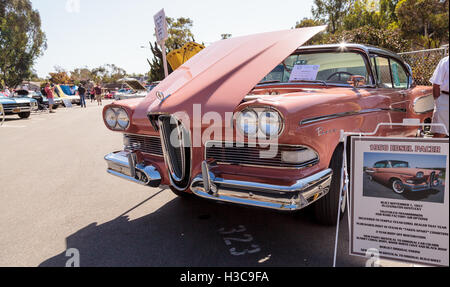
[348,75,366,88]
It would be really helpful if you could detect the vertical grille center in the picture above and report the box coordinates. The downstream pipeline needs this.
[157,115,191,189]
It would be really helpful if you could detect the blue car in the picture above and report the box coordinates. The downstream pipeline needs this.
[0,92,37,119]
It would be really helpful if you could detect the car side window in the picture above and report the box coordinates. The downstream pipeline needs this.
[390,59,409,89]
[373,56,393,88]
[374,162,386,168]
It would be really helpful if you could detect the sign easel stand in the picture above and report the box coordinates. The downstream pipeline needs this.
[0,103,4,126]
[332,119,448,267]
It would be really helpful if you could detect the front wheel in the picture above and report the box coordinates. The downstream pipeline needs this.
[391,179,405,194]
[314,144,346,225]
[18,112,31,119]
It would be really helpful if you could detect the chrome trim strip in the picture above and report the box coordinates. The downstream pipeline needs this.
[299,108,395,125]
[413,94,435,114]
[190,165,333,211]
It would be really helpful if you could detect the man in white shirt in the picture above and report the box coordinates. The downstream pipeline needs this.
[429,56,449,137]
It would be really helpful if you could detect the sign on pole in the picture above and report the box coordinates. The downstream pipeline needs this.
[349,136,449,266]
[154,9,169,78]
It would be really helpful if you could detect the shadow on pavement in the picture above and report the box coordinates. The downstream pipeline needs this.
[39,190,361,267]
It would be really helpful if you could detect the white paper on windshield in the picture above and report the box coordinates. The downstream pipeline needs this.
[289,65,320,82]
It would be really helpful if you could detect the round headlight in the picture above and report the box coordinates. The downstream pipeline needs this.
[117,109,130,129]
[416,172,424,178]
[105,108,118,129]
[237,109,258,136]
[259,109,282,137]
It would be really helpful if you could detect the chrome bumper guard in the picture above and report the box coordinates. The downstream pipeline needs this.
[405,179,441,192]
[104,151,161,187]
[190,161,333,211]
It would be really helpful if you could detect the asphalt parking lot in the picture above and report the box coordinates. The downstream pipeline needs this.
[362,173,445,203]
[0,100,367,267]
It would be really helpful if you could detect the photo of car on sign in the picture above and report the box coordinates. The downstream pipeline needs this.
[363,153,446,203]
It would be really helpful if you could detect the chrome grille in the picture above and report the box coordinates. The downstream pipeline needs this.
[124,134,163,157]
[205,142,319,169]
[158,115,187,182]
[2,103,31,110]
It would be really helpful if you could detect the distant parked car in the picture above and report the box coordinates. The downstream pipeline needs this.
[115,79,148,100]
[0,92,37,118]
[54,85,81,106]
[17,89,63,110]
[366,160,442,193]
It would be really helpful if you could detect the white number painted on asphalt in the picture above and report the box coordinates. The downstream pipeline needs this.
[218,225,261,256]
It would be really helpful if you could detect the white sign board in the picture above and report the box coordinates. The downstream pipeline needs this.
[289,65,320,82]
[350,137,449,266]
[62,99,73,108]
[154,9,168,43]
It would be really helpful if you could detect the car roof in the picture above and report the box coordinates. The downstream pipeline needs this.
[298,43,404,63]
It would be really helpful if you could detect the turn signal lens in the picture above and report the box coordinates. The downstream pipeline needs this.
[281,149,318,164]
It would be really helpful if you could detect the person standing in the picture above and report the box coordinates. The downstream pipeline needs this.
[3,86,11,97]
[429,56,449,137]
[78,84,87,108]
[90,88,95,103]
[44,83,56,113]
[94,84,102,106]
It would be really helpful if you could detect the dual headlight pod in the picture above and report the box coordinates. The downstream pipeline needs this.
[236,108,283,138]
[105,107,130,130]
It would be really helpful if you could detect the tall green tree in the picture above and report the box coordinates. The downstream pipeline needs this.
[294,18,326,44]
[165,17,195,51]
[311,0,351,33]
[0,0,47,88]
[91,64,127,84]
[221,34,232,40]
[343,0,400,30]
[396,0,449,48]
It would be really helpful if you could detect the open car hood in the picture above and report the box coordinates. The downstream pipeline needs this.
[119,78,147,92]
[135,26,326,124]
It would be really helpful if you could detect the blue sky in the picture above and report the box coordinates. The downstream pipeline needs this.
[32,0,315,78]
[364,153,448,169]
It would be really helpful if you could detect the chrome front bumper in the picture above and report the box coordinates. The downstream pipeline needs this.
[104,151,333,212]
[104,151,161,187]
[3,107,32,113]
[190,161,333,211]
[405,179,441,192]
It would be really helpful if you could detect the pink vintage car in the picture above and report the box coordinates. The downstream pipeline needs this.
[366,160,442,193]
[102,27,434,225]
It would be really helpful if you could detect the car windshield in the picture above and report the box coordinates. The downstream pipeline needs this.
[391,161,409,168]
[259,51,372,86]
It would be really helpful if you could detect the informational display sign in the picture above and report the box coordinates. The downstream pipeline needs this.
[289,65,320,82]
[154,9,168,43]
[62,99,73,108]
[350,137,449,266]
